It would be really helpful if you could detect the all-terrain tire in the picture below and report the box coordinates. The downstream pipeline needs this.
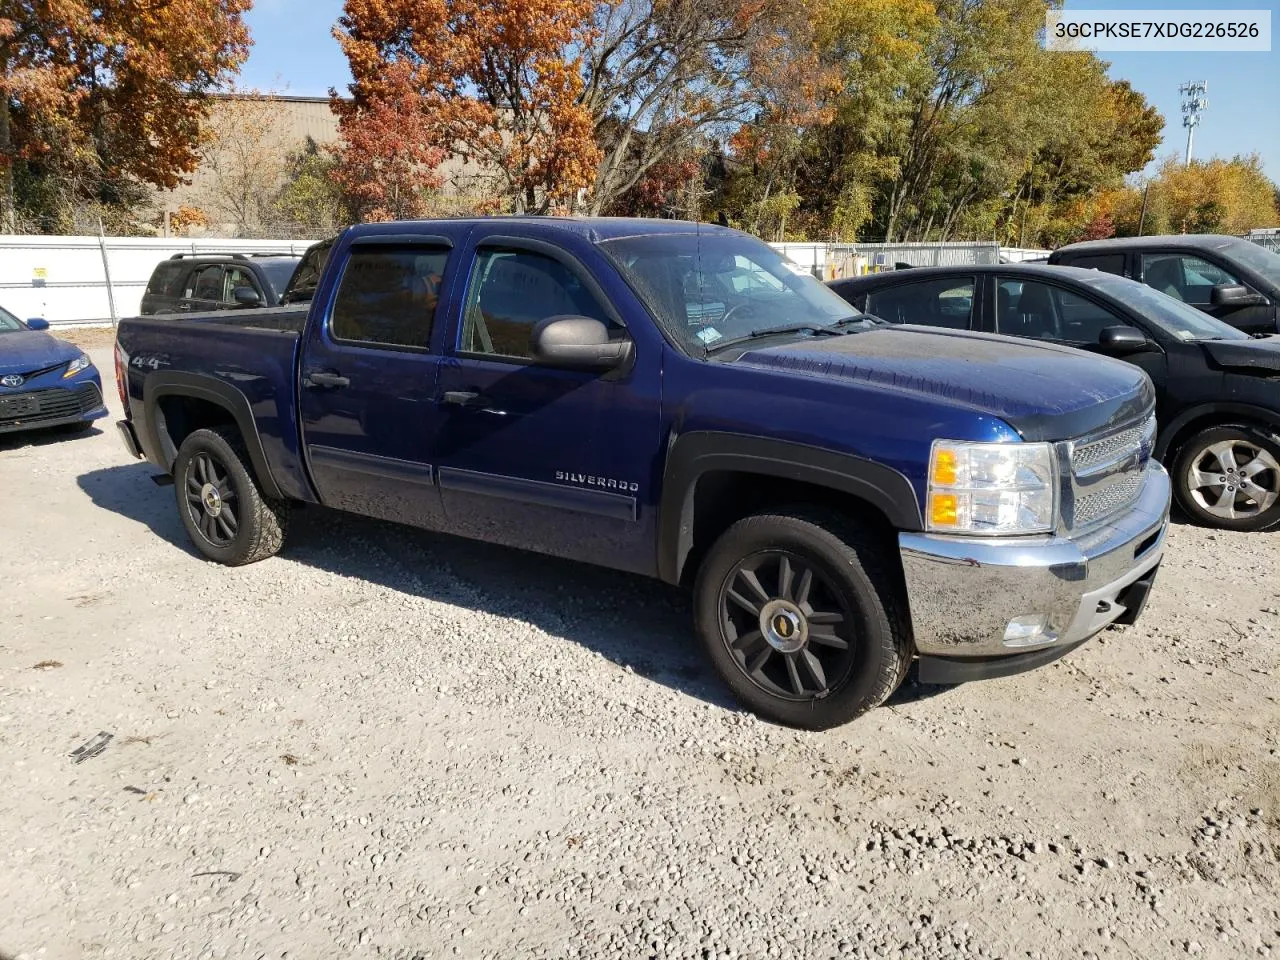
[174,426,288,565]
[693,507,912,730]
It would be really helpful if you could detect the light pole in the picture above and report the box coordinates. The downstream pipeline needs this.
[1179,81,1208,165]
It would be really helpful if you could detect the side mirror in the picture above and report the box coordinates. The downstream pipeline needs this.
[232,286,263,307]
[530,315,633,371]
[1098,325,1151,354]
[1210,283,1266,307]
[25,317,50,331]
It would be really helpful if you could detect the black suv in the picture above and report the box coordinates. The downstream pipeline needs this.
[828,263,1280,532]
[140,253,302,316]
[1048,234,1280,335]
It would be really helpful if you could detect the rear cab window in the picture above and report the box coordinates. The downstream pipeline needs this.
[329,246,451,350]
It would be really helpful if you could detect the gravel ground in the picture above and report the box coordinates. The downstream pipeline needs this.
[1,344,1277,960]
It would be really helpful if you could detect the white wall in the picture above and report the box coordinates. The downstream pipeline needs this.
[1,235,318,327]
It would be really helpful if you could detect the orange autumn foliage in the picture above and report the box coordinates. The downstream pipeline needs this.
[0,0,251,223]
[335,0,601,215]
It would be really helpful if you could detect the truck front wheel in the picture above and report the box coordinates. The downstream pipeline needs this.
[693,508,911,730]
[173,426,288,565]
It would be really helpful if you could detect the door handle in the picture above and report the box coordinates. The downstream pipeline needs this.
[177,302,192,311]
[305,370,350,389]
[442,390,483,407]
[441,390,506,415]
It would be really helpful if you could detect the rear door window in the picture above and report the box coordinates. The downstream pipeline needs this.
[330,246,450,350]
[996,278,1124,343]
[147,261,187,297]
[864,278,976,329]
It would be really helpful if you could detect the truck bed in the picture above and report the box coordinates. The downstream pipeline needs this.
[162,305,311,334]
[115,308,314,502]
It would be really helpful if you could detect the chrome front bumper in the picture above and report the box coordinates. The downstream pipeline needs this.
[899,460,1170,683]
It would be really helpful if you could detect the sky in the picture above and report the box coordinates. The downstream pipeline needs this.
[239,0,1280,179]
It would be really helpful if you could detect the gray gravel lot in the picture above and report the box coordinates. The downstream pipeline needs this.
[1,344,1277,960]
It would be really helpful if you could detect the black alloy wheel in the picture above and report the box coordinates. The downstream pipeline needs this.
[184,450,239,546]
[719,550,856,701]
[693,508,911,730]
[173,426,288,566]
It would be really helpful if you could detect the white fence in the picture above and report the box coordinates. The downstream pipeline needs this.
[775,241,1050,279]
[12,231,1274,328]
[2,235,319,327]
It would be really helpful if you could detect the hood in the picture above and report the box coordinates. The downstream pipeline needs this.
[734,326,1154,441]
[1202,336,1280,374]
[0,330,81,377]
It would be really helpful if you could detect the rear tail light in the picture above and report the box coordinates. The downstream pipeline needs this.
[114,343,129,411]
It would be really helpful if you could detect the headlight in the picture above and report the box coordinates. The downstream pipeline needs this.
[926,440,1058,535]
[63,354,92,378]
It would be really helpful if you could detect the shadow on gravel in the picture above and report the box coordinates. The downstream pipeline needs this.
[0,423,103,452]
[78,461,745,711]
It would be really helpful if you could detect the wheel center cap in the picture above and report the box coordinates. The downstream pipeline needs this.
[760,599,807,654]
[200,483,223,517]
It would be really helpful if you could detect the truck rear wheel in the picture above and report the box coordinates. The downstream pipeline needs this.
[174,426,288,565]
[693,508,911,730]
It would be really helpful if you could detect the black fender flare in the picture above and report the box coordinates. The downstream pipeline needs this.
[656,430,922,585]
[1155,402,1280,461]
[142,371,284,500]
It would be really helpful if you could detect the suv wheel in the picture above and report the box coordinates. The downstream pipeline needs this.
[1172,424,1280,531]
[174,426,288,565]
[693,508,911,730]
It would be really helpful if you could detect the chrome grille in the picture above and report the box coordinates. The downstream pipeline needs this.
[1065,414,1154,529]
[1073,472,1144,526]
[1073,416,1155,476]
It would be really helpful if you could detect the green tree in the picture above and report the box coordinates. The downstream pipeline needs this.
[274,137,352,234]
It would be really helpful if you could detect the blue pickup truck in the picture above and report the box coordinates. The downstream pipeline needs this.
[114,218,1171,729]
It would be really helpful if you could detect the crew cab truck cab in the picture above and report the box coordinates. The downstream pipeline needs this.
[114,218,1171,730]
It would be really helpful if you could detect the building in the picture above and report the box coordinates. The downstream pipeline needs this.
[154,93,487,237]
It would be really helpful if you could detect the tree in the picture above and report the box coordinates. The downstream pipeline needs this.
[196,92,294,237]
[275,137,351,234]
[334,0,599,215]
[581,0,826,215]
[1145,154,1280,236]
[722,0,932,240]
[330,62,447,222]
[0,0,251,232]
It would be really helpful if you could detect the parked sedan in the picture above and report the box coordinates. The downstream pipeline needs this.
[828,264,1280,531]
[0,307,107,437]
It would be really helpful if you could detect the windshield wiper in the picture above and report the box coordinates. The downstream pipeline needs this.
[830,312,884,329]
[704,324,841,354]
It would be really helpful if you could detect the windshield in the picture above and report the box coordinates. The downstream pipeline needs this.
[258,259,301,296]
[599,232,866,353]
[1223,238,1280,286]
[1094,275,1250,341]
[0,305,22,333]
